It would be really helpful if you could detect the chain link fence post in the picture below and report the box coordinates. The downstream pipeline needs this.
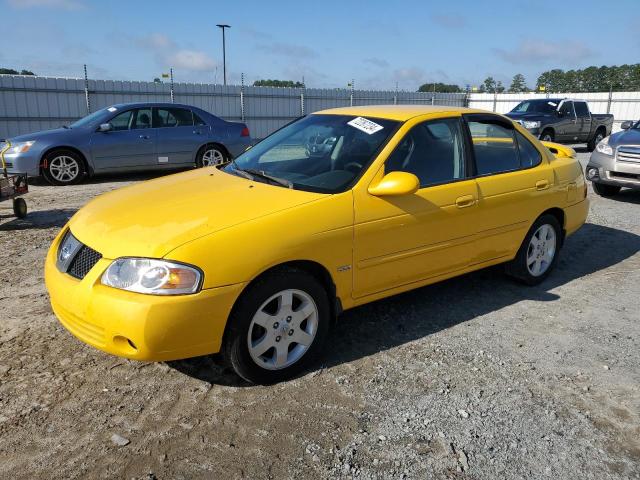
[83,64,91,114]
[170,68,174,103]
[607,84,613,114]
[394,82,398,105]
[300,78,305,116]
[350,79,354,107]
[240,72,245,122]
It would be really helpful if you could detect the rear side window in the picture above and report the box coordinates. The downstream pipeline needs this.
[574,102,589,117]
[193,112,207,126]
[468,121,520,175]
[154,108,194,127]
[516,132,542,168]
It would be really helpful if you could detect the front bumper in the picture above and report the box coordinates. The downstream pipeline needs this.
[45,229,246,362]
[587,150,640,189]
[1,151,40,176]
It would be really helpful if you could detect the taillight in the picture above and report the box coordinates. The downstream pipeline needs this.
[241,126,250,137]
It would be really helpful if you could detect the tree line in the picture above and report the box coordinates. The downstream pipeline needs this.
[0,67,35,75]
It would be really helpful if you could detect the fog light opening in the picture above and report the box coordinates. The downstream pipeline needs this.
[113,335,138,355]
[587,168,599,180]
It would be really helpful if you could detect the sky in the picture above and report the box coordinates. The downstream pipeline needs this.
[2,0,639,91]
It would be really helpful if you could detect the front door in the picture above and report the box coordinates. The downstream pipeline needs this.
[557,101,580,142]
[90,107,156,170]
[353,116,479,298]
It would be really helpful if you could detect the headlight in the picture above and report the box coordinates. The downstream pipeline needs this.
[595,137,613,156]
[101,258,202,295]
[522,121,541,129]
[6,141,35,155]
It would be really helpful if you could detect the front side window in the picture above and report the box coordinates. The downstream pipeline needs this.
[559,101,575,117]
[468,121,519,175]
[224,114,399,193]
[385,118,466,187]
[110,110,133,131]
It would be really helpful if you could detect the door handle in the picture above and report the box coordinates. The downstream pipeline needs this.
[536,180,550,190]
[193,130,202,135]
[139,134,150,139]
[455,195,476,208]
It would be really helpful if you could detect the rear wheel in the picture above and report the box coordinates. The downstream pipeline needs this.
[587,129,606,152]
[42,150,85,185]
[592,182,621,197]
[223,268,330,384]
[506,214,561,285]
[196,145,227,167]
[540,130,554,142]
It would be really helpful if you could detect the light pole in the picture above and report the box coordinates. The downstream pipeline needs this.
[216,24,230,85]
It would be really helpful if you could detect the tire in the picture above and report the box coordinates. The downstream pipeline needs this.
[42,149,85,186]
[592,182,621,197]
[223,267,331,384]
[196,145,227,167]
[505,214,562,286]
[587,129,606,152]
[12,198,27,219]
[539,130,554,142]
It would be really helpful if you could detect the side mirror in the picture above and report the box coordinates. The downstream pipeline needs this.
[98,123,113,132]
[621,121,633,130]
[368,171,420,197]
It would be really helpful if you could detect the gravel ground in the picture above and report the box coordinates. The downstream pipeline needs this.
[0,152,639,480]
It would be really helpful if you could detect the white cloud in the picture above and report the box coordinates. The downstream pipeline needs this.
[493,39,595,65]
[167,50,217,72]
[137,33,173,50]
[6,0,85,9]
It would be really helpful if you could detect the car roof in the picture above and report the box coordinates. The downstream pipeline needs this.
[313,105,488,121]
[108,102,201,110]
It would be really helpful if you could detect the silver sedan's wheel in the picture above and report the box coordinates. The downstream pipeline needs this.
[526,224,557,277]
[49,155,80,182]
[247,289,318,370]
[201,148,225,166]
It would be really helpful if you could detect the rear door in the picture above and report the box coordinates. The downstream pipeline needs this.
[153,107,202,166]
[90,107,156,170]
[464,114,554,264]
[574,101,592,142]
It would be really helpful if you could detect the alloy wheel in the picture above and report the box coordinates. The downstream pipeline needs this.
[247,289,318,370]
[49,155,80,182]
[526,224,557,276]
[201,148,224,166]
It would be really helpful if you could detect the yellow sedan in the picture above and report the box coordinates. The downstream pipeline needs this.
[45,106,588,383]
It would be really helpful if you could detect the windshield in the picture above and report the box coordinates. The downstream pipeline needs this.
[510,100,559,114]
[224,114,400,193]
[69,108,111,128]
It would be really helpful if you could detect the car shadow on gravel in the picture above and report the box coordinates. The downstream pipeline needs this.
[170,222,640,385]
[606,190,640,205]
[0,208,76,231]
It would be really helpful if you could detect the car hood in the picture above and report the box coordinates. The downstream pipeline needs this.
[9,127,77,143]
[69,168,326,259]
[609,128,640,147]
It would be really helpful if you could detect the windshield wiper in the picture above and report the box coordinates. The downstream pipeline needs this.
[242,168,293,189]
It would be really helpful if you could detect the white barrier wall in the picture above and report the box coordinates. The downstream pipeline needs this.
[468,92,640,133]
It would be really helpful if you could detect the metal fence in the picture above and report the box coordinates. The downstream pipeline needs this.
[0,75,467,140]
[468,92,640,132]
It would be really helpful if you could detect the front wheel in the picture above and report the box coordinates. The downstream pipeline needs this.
[592,182,621,197]
[539,130,554,142]
[506,214,561,285]
[223,268,331,384]
[42,150,85,185]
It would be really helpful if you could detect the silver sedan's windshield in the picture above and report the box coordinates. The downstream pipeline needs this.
[224,114,400,193]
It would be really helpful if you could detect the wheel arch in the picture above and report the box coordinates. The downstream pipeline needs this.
[222,260,341,346]
[194,142,231,164]
[540,126,555,139]
[539,207,566,246]
[40,145,91,175]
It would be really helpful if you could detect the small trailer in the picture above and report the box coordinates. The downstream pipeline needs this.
[0,141,28,219]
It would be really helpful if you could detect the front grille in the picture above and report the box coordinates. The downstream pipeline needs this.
[617,146,640,163]
[67,244,102,279]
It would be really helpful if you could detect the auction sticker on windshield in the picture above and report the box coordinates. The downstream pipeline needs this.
[347,117,384,135]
